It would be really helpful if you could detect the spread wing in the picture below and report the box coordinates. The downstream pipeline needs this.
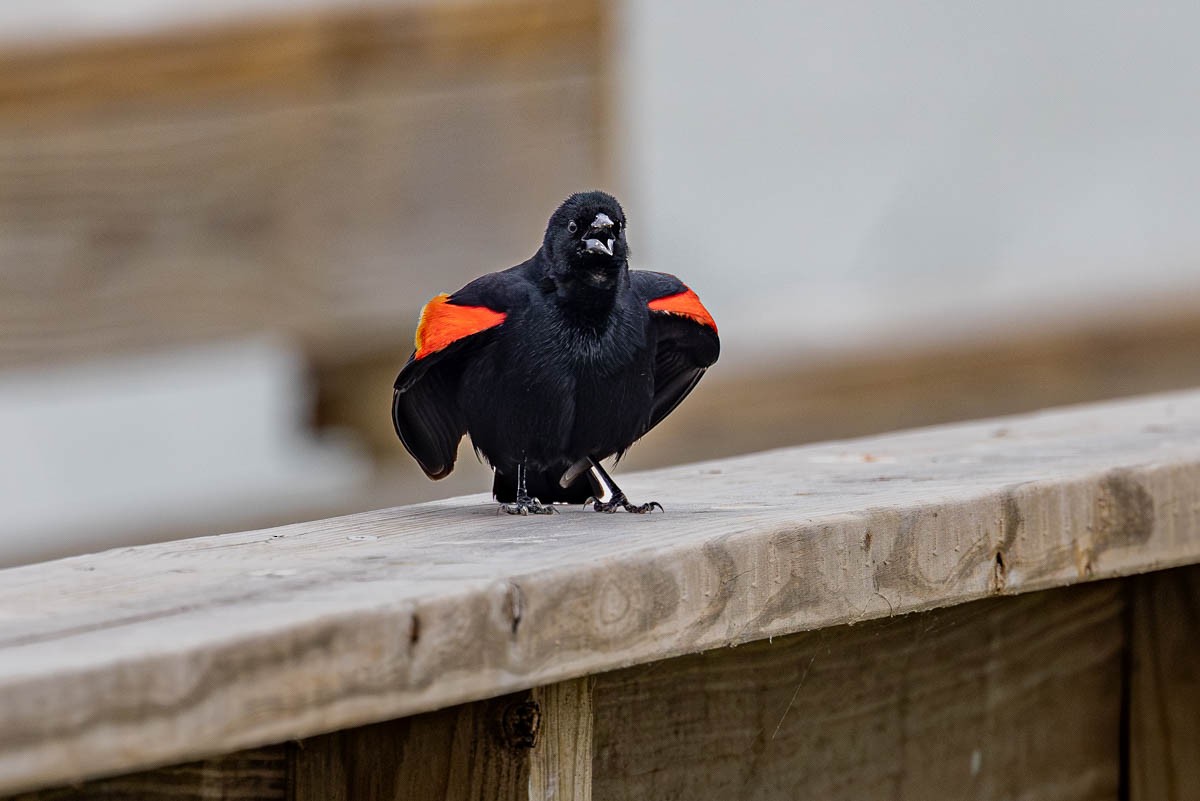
[392,287,508,479]
[635,272,721,435]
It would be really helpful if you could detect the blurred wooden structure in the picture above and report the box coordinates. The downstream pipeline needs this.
[0,0,605,371]
[2,391,1199,799]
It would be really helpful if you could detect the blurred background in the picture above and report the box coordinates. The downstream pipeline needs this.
[1,0,1198,566]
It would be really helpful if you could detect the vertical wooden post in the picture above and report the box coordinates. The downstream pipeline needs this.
[530,678,594,801]
[1129,566,1200,800]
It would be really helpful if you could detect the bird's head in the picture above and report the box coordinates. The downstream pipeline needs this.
[543,191,629,288]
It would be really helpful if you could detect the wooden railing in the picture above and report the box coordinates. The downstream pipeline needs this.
[3,390,1200,799]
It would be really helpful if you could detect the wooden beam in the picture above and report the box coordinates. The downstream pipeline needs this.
[9,682,591,801]
[593,582,1124,800]
[530,678,594,801]
[0,391,1199,793]
[3,748,287,801]
[1129,565,1200,800]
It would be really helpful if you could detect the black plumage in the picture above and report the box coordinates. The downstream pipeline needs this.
[392,191,719,513]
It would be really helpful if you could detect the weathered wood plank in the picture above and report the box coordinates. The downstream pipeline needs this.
[2,747,287,801]
[1129,565,1200,800]
[0,391,1198,793]
[530,678,593,801]
[592,582,1125,800]
[292,691,536,801]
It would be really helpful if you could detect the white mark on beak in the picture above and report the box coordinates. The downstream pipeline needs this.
[584,238,614,256]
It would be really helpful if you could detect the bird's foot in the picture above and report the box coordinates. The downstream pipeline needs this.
[499,495,556,516]
[588,495,663,514]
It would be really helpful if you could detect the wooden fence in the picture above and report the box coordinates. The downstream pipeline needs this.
[2,390,1199,799]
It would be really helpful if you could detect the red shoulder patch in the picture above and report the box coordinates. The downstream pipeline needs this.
[647,287,718,334]
[414,294,506,360]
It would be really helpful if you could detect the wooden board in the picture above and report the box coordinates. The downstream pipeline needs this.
[530,678,593,801]
[9,581,1129,801]
[592,582,1124,800]
[3,748,287,801]
[0,391,1199,793]
[0,0,604,371]
[293,690,536,801]
[9,680,588,800]
[1129,565,1200,800]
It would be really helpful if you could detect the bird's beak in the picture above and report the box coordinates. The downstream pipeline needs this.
[582,213,616,256]
[584,237,614,256]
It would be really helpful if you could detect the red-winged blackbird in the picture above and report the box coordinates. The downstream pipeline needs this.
[392,191,719,514]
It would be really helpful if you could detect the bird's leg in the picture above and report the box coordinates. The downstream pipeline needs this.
[584,457,663,514]
[500,460,555,515]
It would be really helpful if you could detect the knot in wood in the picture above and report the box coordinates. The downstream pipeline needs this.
[501,699,541,749]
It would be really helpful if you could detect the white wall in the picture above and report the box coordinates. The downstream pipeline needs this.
[618,2,1200,361]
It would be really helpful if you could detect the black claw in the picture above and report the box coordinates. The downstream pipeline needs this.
[590,498,663,514]
[581,458,662,515]
[500,496,556,516]
[500,463,556,515]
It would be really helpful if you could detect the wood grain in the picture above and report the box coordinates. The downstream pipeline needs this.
[1129,565,1200,800]
[0,391,1199,793]
[530,678,593,801]
[593,582,1124,800]
[3,748,287,801]
[292,691,536,801]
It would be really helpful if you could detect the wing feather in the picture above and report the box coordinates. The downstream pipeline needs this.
[631,271,720,436]
[392,356,470,479]
[646,313,719,434]
[392,291,507,479]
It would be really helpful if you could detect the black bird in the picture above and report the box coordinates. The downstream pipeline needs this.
[392,191,719,514]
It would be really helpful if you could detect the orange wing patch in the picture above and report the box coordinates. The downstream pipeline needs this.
[647,287,717,333]
[414,293,507,360]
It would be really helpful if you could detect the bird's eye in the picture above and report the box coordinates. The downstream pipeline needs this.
[567,221,578,234]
